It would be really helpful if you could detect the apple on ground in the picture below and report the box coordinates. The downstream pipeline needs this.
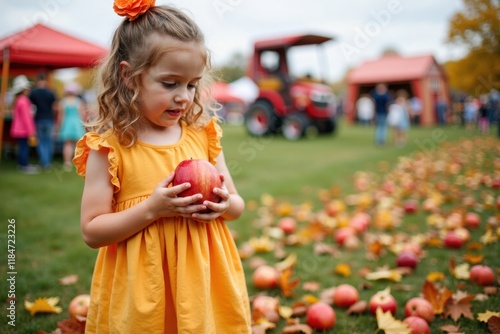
[396,251,419,269]
[172,159,222,213]
[464,212,480,229]
[369,287,397,316]
[252,265,279,289]
[454,227,470,243]
[278,217,296,234]
[306,302,336,330]
[334,227,356,245]
[68,294,91,321]
[333,284,359,308]
[404,297,435,323]
[348,212,371,233]
[403,316,430,334]
[469,265,495,286]
[443,231,464,249]
[403,199,418,214]
[252,295,279,314]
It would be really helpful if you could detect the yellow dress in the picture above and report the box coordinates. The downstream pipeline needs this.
[74,118,251,334]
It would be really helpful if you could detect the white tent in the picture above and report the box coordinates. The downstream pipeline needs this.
[228,76,258,104]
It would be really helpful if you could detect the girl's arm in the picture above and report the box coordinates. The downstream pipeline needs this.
[80,149,207,248]
[193,151,245,221]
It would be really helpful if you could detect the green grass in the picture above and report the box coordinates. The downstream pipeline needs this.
[0,119,498,333]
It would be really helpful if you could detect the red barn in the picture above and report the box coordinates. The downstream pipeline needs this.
[346,54,450,125]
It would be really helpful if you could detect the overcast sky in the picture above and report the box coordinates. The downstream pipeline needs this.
[1,0,467,82]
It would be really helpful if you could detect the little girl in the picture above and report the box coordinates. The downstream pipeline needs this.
[74,2,251,333]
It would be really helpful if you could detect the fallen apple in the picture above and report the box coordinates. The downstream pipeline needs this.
[172,159,222,213]
[68,294,91,321]
[443,231,464,249]
[333,284,359,308]
[278,217,296,234]
[252,265,279,289]
[403,315,430,334]
[369,288,397,316]
[464,212,480,229]
[348,212,371,233]
[252,295,279,314]
[469,264,495,286]
[334,227,356,245]
[396,251,419,269]
[306,302,336,330]
[404,297,435,323]
[403,199,419,214]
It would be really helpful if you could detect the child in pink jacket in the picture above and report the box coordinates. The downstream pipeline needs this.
[10,75,39,174]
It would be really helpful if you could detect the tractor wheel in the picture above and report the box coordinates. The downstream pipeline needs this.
[282,114,310,140]
[316,118,337,135]
[244,101,280,136]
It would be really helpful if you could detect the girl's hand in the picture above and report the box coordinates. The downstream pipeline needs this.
[146,172,208,219]
[191,174,230,222]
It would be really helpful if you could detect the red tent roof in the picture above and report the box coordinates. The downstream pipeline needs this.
[211,82,244,104]
[347,54,440,84]
[0,23,108,69]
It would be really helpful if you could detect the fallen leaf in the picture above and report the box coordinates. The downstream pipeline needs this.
[282,323,313,334]
[422,280,453,315]
[478,311,500,322]
[302,281,321,292]
[463,253,484,264]
[58,274,79,286]
[346,300,368,315]
[278,305,293,319]
[25,297,62,316]
[450,261,470,280]
[484,287,498,295]
[278,268,300,297]
[375,307,411,334]
[334,263,351,277]
[439,324,464,333]
[275,253,297,272]
[445,294,475,321]
[489,316,500,334]
[426,271,445,282]
[365,269,402,282]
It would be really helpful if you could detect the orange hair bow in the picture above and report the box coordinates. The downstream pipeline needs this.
[113,0,156,21]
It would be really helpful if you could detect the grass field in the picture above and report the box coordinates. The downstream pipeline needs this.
[1,119,499,333]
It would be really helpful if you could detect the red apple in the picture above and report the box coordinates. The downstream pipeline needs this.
[454,227,470,243]
[252,265,279,289]
[469,265,495,286]
[278,217,296,234]
[172,159,222,213]
[68,294,91,321]
[464,212,480,229]
[252,295,279,314]
[491,178,500,189]
[369,288,397,316]
[333,284,359,308]
[443,231,464,249]
[403,199,419,214]
[403,316,430,334]
[404,297,435,323]
[401,243,422,257]
[396,251,419,269]
[306,302,336,330]
[334,227,356,245]
[349,212,371,233]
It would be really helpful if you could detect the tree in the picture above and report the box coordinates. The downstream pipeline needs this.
[446,0,500,94]
[214,52,247,83]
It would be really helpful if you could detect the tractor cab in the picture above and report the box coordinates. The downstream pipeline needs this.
[244,34,337,140]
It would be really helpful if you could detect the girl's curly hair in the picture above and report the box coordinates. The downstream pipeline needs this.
[88,5,218,146]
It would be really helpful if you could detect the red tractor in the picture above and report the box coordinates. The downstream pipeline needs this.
[244,34,337,140]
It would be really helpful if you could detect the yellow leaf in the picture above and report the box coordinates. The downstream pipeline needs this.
[452,263,470,280]
[478,311,500,323]
[302,294,319,305]
[278,305,293,319]
[463,253,484,264]
[275,253,297,272]
[365,269,402,282]
[480,229,497,244]
[278,268,300,297]
[334,263,351,277]
[24,297,62,316]
[376,307,411,334]
[249,236,275,252]
[426,272,445,282]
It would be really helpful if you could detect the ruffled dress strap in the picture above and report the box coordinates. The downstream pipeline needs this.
[205,117,223,165]
[73,132,121,193]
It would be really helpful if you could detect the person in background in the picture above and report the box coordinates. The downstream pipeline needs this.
[463,95,478,132]
[393,91,411,147]
[29,72,57,170]
[409,95,422,125]
[477,95,490,134]
[371,83,392,146]
[9,75,39,174]
[435,95,448,125]
[58,82,85,170]
[356,94,374,126]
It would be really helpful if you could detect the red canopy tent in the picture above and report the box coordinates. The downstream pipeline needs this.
[0,23,108,160]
